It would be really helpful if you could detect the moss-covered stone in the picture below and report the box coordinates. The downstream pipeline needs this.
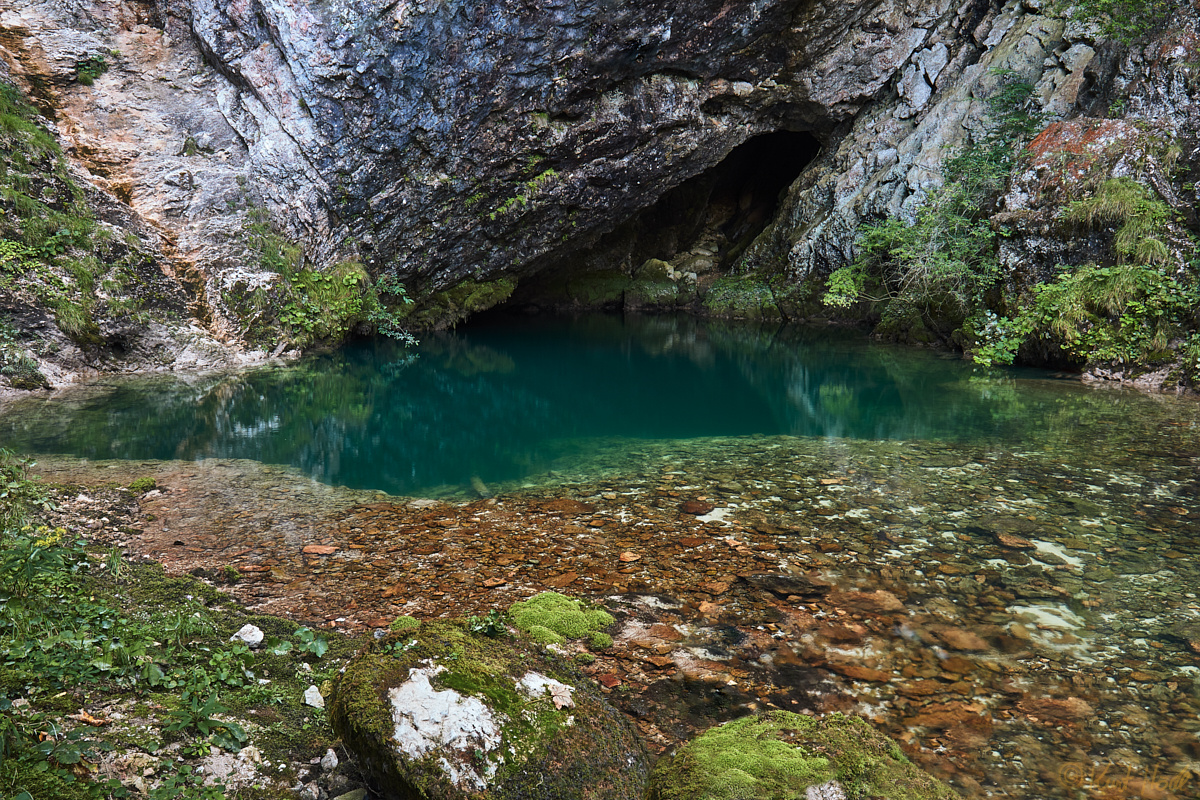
[329,620,647,800]
[406,278,517,329]
[566,269,632,307]
[128,476,157,494]
[702,275,781,320]
[509,592,615,641]
[647,712,959,800]
[624,259,685,310]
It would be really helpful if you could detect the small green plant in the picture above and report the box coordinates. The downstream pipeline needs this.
[148,761,227,799]
[0,450,53,531]
[487,169,559,220]
[466,609,507,638]
[164,668,248,752]
[73,55,109,86]
[294,627,329,658]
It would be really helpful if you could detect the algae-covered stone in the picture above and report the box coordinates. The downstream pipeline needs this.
[329,621,647,800]
[405,278,517,329]
[702,275,781,320]
[647,711,958,800]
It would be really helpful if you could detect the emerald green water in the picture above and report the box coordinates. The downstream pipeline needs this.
[0,313,1174,496]
[4,313,1200,797]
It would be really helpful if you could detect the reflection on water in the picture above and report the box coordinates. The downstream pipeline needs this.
[0,313,1186,495]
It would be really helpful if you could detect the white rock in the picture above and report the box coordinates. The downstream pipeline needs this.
[388,665,502,791]
[304,685,325,709]
[517,672,575,709]
[807,781,847,800]
[230,624,264,648]
[321,748,339,771]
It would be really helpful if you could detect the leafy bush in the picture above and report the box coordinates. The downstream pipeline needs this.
[823,76,1044,334]
[973,263,1199,366]
[73,56,108,86]
[243,211,418,347]
[1060,0,1178,43]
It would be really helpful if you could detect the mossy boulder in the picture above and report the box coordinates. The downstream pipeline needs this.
[702,275,781,320]
[647,711,959,800]
[625,259,685,310]
[329,620,647,800]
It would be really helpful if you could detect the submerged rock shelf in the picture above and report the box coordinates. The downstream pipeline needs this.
[36,405,1200,799]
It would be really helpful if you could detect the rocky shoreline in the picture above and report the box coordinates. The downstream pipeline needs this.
[31,403,1200,800]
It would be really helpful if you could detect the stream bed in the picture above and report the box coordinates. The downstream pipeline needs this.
[3,313,1200,799]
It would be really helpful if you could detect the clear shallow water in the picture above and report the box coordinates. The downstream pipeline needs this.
[4,313,1200,798]
[0,313,1181,496]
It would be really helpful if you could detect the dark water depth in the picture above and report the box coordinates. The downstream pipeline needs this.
[0,313,1191,496]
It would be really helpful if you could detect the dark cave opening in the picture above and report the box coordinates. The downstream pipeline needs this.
[505,129,822,313]
[602,128,823,273]
[697,130,822,259]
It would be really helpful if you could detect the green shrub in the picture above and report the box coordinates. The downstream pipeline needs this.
[243,210,418,347]
[973,263,1199,366]
[1059,0,1178,43]
[823,75,1043,333]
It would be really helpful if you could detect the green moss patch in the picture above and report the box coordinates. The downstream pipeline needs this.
[388,614,421,631]
[405,278,517,330]
[508,592,615,641]
[702,275,781,320]
[648,712,959,800]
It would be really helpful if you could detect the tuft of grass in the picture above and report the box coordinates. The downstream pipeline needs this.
[1064,178,1173,267]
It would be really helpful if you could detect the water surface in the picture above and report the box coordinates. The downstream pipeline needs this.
[0,313,1165,496]
[4,313,1200,799]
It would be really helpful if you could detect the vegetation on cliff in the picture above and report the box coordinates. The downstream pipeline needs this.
[823,55,1199,387]
[0,81,188,385]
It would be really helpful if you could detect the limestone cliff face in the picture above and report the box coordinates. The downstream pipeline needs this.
[2,0,995,324]
[0,0,1196,386]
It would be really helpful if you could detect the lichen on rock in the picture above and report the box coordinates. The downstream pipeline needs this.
[646,711,959,800]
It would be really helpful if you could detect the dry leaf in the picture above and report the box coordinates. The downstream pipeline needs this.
[550,684,575,709]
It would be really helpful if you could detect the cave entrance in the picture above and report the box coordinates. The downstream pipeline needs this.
[690,130,822,263]
[499,130,825,314]
[506,130,821,313]
[611,129,821,274]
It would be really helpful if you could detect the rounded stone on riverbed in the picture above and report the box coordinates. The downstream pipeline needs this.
[646,712,957,800]
[329,620,647,800]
